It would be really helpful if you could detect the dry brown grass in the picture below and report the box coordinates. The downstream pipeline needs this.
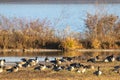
[1,60,120,80]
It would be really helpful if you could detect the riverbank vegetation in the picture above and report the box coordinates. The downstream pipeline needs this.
[0,11,120,51]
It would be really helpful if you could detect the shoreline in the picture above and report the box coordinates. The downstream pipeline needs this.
[0,49,120,52]
[0,49,62,52]
[77,49,120,52]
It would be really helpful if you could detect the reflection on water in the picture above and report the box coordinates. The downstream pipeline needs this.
[0,51,120,62]
[0,52,63,57]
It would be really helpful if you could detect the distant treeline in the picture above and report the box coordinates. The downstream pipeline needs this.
[0,12,120,50]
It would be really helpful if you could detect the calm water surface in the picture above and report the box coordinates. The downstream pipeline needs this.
[0,51,120,62]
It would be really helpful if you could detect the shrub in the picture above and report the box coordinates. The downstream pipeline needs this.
[101,42,109,49]
[91,38,101,49]
[59,37,82,51]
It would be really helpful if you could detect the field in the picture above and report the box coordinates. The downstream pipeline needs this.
[1,58,120,80]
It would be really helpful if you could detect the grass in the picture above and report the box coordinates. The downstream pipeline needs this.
[1,60,120,80]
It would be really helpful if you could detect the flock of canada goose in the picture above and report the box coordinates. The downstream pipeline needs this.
[0,54,120,76]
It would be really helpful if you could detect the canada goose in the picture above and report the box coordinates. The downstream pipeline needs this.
[28,57,39,66]
[70,63,82,68]
[87,56,99,63]
[22,62,31,68]
[21,57,29,62]
[87,58,96,63]
[50,58,61,65]
[61,66,66,70]
[40,65,46,71]
[86,65,95,70]
[60,57,67,62]
[67,66,74,71]
[34,64,46,71]
[0,66,3,73]
[45,57,49,62]
[76,66,86,73]
[34,65,41,70]
[94,66,102,76]
[104,54,115,62]
[16,62,26,68]
[113,65,120,73]
[0,59,6,67]
[34,57,39,64]
[63,57,73,62]
[76,69,81,73]
[104,58,109,62]
[7,65,19,72]
[53,65,62,71]
[46,65,53,69]
[28,57,38,63]
[76,67,86,73]
[81,67,86,73]
[4,66,13,72]
[96,55,100,60]
[12,66,19,72]
[116,56,120,61]
[110,55,115,62]
[56,59,61,65]
[29,60,36,66]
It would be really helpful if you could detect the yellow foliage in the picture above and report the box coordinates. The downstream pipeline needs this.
[92,38,101,49]
[60,37,83,50]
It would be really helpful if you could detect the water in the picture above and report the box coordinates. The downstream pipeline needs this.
[0,51,120,62]
[0,52,63,62]
[0,4,120,32]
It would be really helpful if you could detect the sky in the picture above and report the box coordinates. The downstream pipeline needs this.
[0,3,120,32]
[0,0,120,4]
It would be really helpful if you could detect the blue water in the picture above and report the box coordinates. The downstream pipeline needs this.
[0,4,120,32]
[0,56,56,62]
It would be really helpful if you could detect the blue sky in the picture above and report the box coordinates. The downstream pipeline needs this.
[0,4,120,32]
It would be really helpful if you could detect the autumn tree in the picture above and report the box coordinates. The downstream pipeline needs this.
[85,13,118,49]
